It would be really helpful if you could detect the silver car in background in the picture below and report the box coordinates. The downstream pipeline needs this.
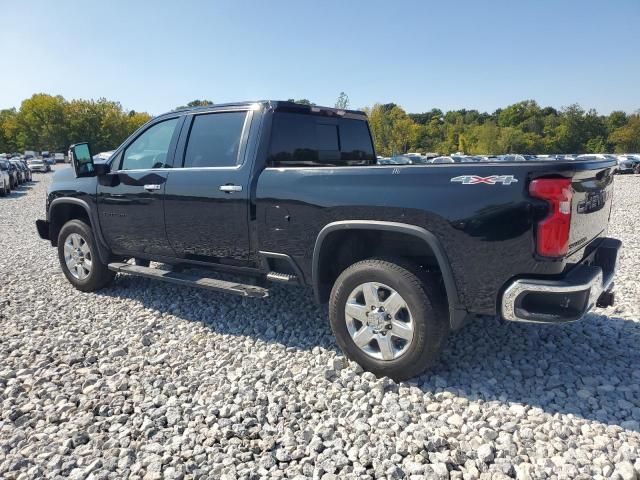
[0,160,11,195]
[28,158,50,173]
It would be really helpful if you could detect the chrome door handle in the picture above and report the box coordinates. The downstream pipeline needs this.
[219,184,242,192]
[144,184,161,191]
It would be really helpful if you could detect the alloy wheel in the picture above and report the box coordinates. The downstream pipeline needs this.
[344,282,415,361]
[63,233,93,280]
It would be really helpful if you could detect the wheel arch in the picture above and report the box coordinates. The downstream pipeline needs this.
[48,197,111,264]
[312,220,467,330]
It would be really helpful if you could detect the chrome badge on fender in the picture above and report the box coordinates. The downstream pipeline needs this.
[450,175,519,185]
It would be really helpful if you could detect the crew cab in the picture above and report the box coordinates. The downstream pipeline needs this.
[36,101,620,379]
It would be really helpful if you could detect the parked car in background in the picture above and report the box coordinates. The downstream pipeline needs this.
[54,153,65,163]
[9,160,27,184]
[0,160,11,195]
[42,152,55,166]
[451,155,480,163]
[429,156,455,163]
[16,159,32,181]
[5,160,20,187]
[28,158,50,173]
[390,155,416,164]
[92,151,115,162]
[615,154,640,174]
[497,154,526,162]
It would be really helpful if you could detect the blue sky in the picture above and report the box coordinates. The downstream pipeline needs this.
[1,0,638,115]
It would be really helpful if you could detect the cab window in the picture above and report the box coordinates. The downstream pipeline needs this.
[121,118,180,170]
[267,112,375,167]
[182,111,248,168]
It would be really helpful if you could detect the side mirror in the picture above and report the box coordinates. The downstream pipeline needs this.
[69,142,95,177]
[94,163,110,175]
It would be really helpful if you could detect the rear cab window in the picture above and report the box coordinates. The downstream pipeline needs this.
[182,111,248,168]
[267,112,376,167]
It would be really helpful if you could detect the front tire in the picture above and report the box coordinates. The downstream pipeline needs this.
[329,258,449,381]
[57,220,115,292]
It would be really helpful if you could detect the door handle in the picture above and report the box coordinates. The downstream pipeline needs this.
[219,184,242,193]
[144,184,161,191]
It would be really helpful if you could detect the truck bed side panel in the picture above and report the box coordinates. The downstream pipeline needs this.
[254,160,615,315]
[256,164,542,314]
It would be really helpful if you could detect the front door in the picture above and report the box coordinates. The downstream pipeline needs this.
[97,116,183,257]
[164,109,253,263]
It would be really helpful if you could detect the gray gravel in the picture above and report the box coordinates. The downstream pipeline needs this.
[1,167,639,480]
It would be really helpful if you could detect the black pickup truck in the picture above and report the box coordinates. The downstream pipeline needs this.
[36,101,621,379]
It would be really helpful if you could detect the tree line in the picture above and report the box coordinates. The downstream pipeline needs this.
[1,94,638,157]
[365,100,640,157]
[0,94,151,154]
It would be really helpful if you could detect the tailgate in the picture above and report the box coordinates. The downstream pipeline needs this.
[567,164,615,254]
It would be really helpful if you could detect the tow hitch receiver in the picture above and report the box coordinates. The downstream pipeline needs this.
[597,289,615,308]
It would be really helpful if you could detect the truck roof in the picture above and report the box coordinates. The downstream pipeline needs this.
[167,100,368,120]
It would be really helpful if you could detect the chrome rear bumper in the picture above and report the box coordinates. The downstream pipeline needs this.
[501,238,620,323]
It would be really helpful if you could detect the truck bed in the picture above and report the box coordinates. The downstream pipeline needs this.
[255,158,616,316]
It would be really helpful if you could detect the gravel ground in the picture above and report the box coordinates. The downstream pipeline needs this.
[1,167,639,480]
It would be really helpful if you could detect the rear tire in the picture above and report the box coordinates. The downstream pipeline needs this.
[329,257,449,381]
[57,219,115,292]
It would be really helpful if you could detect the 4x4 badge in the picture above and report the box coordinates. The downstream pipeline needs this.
[450,175,519,185]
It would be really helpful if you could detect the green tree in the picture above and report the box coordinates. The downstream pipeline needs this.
[286,98,316,106]
[335,92,349,109]
[469,122,500,154]
[17,93,67,151]
[175,99,213,110]
[610,115,640,152]
[0,108,19,152]
[606,111,627,133]
[65,98,151,153]
[366,104,416,155]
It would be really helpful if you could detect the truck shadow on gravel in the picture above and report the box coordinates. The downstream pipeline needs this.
[98,276,640,431]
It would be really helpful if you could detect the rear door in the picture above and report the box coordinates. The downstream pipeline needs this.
[164,108,254,263]
[97,116,183,256]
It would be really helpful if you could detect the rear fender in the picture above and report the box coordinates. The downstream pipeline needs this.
[312,220,467,330]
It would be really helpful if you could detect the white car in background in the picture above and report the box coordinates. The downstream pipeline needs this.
[429,156,455,164]
[0,160,11,195]
[28,158,50,173]
[93,151,115,162]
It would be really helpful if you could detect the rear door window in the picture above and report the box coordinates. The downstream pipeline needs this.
[182,111,248,168]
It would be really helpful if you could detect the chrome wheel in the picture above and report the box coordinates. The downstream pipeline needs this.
[345,282,415,361]
[63,233,92,280]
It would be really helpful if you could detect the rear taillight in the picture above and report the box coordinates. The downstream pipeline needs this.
[529,178,572,257]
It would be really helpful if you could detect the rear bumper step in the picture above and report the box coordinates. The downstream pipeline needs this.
[108,262,269,298]
[501,237,620,323]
